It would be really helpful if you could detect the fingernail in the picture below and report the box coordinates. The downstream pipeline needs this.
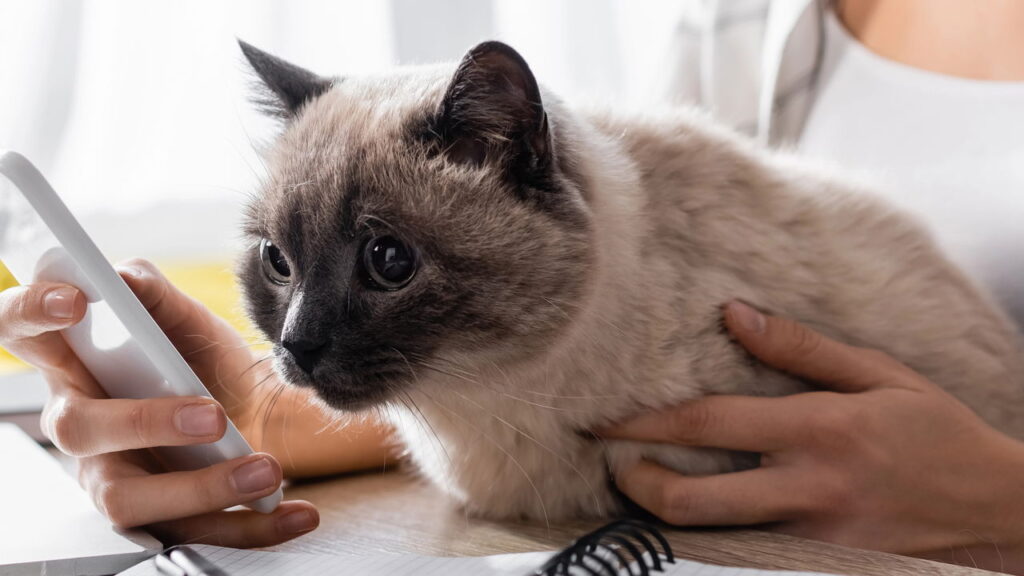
[175,404,220,437]
[278,510,317,534]
[44,287,79,319]
[231,457,276,495]
[118,266,144,279]
[728,300,765,333]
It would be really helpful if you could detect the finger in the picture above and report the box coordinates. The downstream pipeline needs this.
[597,395,805,452]
[0,283,86,342]
[42,395,226,457]
[615,459,806,526]
[0,283,106,397]
[88,453,284,529]
[148,500,319,548]
[116,260,251,398]
[723,300,915,392]
[115,260,226,357]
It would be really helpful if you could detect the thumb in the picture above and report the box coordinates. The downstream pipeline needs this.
[723,300,910,392]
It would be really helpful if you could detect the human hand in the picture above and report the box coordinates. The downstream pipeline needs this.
[0,259,318,547]
[600,300,1024,572]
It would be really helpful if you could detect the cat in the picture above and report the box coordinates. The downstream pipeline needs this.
[236,40,1024,521]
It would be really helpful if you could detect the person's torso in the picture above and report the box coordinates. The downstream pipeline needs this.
[796,10,1024,327]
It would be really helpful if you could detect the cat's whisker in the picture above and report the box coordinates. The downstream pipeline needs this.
[542,295,630,338]
[313,410,346,436]
[391,347,460,487]
[249,382,276,448]
[415,387,552,535]
[413,353,626,402]
[246,371,283,446]
[214,354,274,408]
[445,387,605,518]
[178,333,271,358]
[281,387,297,472]
[412,359,583,413]
[482,357,626,401]
[408,352,479,379]
[260,381,288,451]
[396,391,472,529]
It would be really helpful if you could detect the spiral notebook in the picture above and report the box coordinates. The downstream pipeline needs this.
[118,520,837,576]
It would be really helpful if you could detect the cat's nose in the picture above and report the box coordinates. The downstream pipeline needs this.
[282,337,330,375]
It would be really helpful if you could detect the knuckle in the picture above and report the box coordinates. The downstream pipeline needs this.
[0,287,30,341]
[94,480,137,528]
[807,405,860,446]
[656,483,692,524]
[670,403,715,444]
[814,473,856,515]
[192,469,226,510]
[46,397,85,455]
[784,324,824,359]
[860,348,909,378]
[76,461,89,487]
[126,403,155,447]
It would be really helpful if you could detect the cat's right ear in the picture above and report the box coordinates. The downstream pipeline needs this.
[238,39,333,119]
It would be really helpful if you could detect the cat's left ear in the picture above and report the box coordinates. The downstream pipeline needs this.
[435,41,552,182]
[239,39,333,119]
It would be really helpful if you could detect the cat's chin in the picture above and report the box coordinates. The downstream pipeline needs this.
[308,384,397,412]
[272,355,408,411]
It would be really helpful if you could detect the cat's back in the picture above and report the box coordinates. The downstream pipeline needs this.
[580,106,1024,438]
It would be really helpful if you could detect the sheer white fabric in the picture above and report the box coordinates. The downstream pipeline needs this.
[0,0,688,260]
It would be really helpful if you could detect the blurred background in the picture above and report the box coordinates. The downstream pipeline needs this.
[0,0,694,375]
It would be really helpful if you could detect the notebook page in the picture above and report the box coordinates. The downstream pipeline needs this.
[118,545,553,575]
[118,544,840,576]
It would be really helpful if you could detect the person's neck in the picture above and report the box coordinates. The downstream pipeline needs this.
[837,0,1024,81]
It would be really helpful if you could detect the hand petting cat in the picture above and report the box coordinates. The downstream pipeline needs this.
[600,300,1024,572]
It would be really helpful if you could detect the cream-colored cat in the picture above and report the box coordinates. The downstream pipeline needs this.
[237,40,1024,521]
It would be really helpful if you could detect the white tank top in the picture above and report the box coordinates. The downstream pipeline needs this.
[798,11,1024,329]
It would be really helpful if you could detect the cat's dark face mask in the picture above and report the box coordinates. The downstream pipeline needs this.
[236,40,593,411]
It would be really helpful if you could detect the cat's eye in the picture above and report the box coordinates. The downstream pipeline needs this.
[363,236,417,290]
[259,238,292,285]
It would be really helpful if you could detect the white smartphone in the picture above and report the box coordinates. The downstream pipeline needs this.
[0,150,282,514]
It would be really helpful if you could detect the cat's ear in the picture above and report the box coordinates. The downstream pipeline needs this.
[238,39,333,119]
[435,41,552,179]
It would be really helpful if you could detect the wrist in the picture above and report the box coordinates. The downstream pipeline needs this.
[980,436,1024,556]
[934,435,1024,573]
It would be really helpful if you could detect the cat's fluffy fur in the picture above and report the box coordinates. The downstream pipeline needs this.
[238,41,1024,521]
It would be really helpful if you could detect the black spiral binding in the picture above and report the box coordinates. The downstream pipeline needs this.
[532,519,676,576]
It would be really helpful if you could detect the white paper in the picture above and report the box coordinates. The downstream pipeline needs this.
[0,423,162,576]
[118,543,840,576]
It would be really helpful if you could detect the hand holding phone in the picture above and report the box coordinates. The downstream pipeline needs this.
[0,150,283,515]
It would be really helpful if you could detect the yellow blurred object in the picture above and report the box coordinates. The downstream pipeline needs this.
[0,261,15,291]
[0,259,263,374]
[0,261,21,373]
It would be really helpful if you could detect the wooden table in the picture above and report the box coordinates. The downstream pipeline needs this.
[274,470,1002,575]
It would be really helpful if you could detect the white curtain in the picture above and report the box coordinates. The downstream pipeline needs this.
[0,0,691,261]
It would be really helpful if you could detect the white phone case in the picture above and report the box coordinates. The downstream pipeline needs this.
[0,150,281,514]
